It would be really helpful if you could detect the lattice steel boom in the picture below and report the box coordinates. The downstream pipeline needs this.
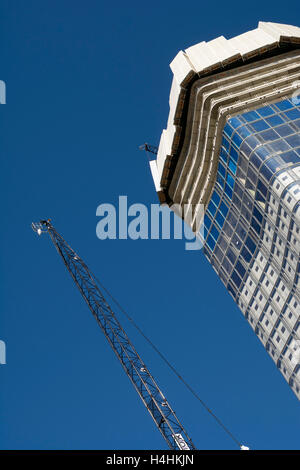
[32,219,196,450]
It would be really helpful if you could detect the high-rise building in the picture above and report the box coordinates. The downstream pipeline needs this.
[150,22,300,399]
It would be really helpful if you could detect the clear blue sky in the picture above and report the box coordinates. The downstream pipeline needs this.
[1,0,299,450]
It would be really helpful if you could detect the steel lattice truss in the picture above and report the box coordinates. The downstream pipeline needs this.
[32,220,195,450]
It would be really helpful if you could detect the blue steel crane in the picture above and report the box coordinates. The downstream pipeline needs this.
[31,219,196,451]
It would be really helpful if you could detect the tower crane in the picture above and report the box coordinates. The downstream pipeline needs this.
[31,219,196,451]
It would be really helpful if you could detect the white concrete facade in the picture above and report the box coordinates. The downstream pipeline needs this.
[152,22,300,207]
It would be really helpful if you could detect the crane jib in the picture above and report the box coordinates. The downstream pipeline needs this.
[31,220,195,451]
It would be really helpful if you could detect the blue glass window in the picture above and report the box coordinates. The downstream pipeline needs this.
[281,151,300,164]
[224,184,233,199]
[266,115,285,127]
[243,110,260,122]
[231,270,242,288]
[219,201,229,217]
[235,260,246,279]
[284,108,300,121]
[245,236,255,254]
[253,207,263,224]
[257,105,275,117]
[293,119,300,130]
[251,120,270,132]
[251,217,261,235]
[210,224,220,242]
[264,156,283,173]
[232,132,243,147]
[245,135,259,149]
[228,159,237,174]
[248,167,257,185]
[206,97,300,295]
[226,172,235,188]
[217,173,225,189]
[220,147,228,164]
[228,117,242,129]
[230,147,239,163]
[215,212,225,229]
[241,246,252,263]
[260,164,273,181]
[207,200,217,217]
[276,124,294,137]
[249,152,262,169]
[222,257,232,274]
[227,247,236,265]
[286,134,300,148]
[206,235,216,252]
[257,180,267,198]
[214,245,223,262]
[256,145,270,160]
[270,140,290,153]
[236,224,246,240]
[238,126,252,139]
[204,214,211,233]
[260,129,278,142]
[218,162,226,178]
[224,123,235,138]
[222,136,230,151]
[227,211,237,229]
[276,100,294,111]
[211,191,220,207]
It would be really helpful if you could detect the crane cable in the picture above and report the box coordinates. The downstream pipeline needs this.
[93,273,243,449]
